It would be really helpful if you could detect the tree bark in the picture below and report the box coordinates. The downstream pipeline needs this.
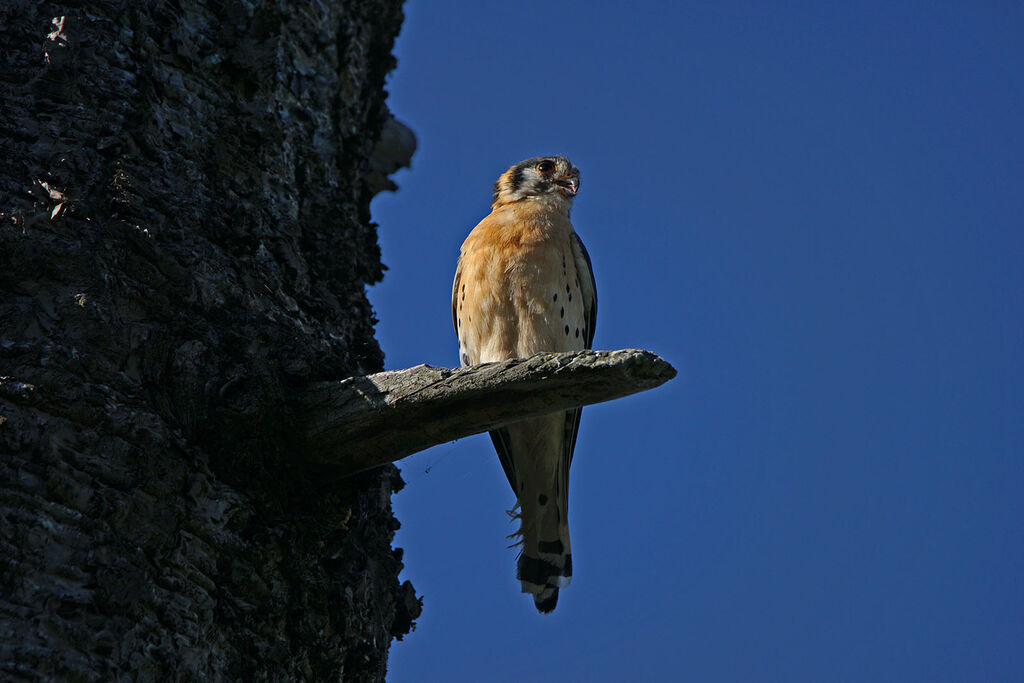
[302,349,677,475]
[0,1,418,680]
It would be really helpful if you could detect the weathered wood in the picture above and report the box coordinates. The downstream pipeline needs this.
[302,349,676,474]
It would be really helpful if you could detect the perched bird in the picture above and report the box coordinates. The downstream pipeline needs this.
[452,155,597,613]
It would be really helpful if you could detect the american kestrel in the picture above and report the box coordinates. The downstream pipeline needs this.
[452,155,597,612]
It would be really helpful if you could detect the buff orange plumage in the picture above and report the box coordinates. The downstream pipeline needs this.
[452,156,597,612]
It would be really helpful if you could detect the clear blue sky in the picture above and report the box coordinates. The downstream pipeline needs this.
[368,2,1023,680]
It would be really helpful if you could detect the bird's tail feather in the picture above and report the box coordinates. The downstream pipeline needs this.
[500,414,573,613]
[513,487,572,614]
[517,545,571,613]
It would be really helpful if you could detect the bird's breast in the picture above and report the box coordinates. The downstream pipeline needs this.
[458,211,588,363]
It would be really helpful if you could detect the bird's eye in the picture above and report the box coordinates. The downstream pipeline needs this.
[536,160,555,174]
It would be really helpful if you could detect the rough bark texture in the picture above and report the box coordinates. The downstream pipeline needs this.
[302,349,677,475]
[0,1,419,680]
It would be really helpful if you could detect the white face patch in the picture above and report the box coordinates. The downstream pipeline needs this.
[493,156,580,214]
[522,192,573,216]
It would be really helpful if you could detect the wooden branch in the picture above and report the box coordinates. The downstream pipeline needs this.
[300,348,676,474]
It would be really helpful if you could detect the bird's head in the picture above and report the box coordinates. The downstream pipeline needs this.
[491,156,580,212]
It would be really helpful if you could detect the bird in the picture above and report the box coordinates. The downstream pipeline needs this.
[452,155,597,613]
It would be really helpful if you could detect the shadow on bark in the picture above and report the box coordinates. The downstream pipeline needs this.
[1,1,418,680]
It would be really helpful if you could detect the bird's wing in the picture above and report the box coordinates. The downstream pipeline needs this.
[451,258,462,340]
[564,232,598,469]
[571,232,598,349]
[489,428,520,495]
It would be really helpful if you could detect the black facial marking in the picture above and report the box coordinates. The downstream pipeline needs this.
[510,164,526,192]
[538,494,548,505]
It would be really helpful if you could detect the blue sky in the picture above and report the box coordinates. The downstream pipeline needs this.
[368,2,1023,680]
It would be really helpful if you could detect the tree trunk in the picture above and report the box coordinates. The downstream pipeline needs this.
[0,1,418,680]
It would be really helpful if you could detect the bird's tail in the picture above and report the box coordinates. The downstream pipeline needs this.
[513,472,572,613]
[496,413,575,613]
[517,537,572,613]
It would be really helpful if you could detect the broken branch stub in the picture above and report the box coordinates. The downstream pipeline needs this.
[300,348,676,475]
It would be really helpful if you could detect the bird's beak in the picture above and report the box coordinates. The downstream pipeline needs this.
[555,175,579,197]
